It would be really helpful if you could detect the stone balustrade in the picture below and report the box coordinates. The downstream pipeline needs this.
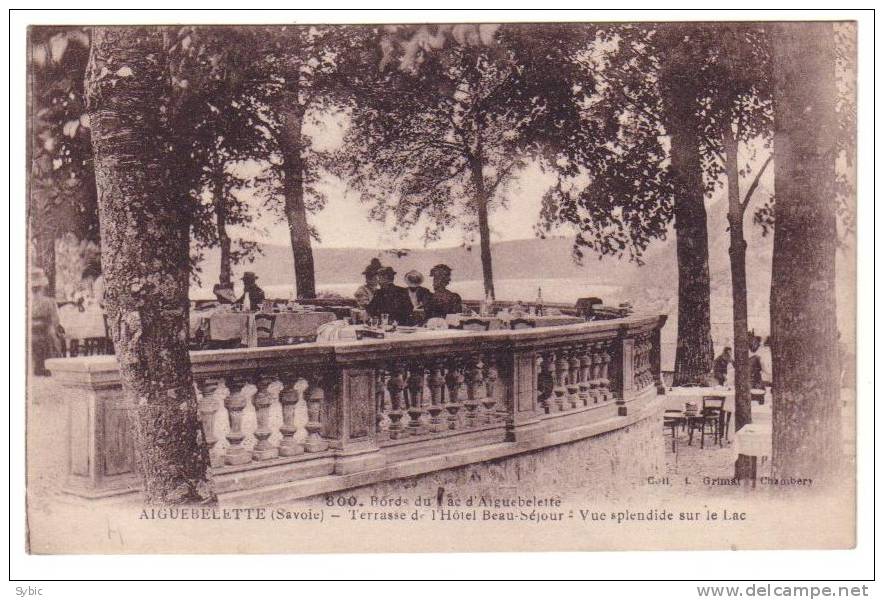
[46,313,667,503]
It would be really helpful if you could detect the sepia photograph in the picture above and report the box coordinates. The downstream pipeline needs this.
[15,8,868,575]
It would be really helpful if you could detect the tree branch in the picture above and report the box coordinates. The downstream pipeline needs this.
[740,153,773,212]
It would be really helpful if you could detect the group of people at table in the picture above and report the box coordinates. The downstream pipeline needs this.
[353,258,464,327]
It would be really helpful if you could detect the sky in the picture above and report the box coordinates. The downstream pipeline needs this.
[232,105,567,251]
[247,164,561,250]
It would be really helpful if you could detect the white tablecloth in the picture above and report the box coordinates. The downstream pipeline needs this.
[58,304,106,339]
[734,423,772,458]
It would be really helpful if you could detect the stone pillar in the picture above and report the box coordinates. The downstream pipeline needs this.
[567,346,581,409]
[197,377,227,468]
[252,374,280,461]
[224,376,254,466]
[386,361,407,439]
[506,349,546,442]
[482,354,500,424]
[329,366,385,474]
[278,374,305,457]
[444,359,463,430]
[618,331,635,416]
[406,362,426,436]
[578,344,592,407]
[554,351,569,411]
[304,374,330,453]
[427,360,446,433]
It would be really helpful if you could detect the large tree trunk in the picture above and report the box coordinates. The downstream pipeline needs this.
[724,131,755,480]
[278,100,316,300]
[212,170,232,288]
[724,131,752,429]
[660,30,715,386]
[86,27,215,505]
[470,155,495,301]
[769,22,841,482]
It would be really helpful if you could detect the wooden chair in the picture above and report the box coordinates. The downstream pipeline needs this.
[696,395,727,448]
[458,318,491,332]
[663,409,686,453]
[254,313,277,347]
[509,318,536,330]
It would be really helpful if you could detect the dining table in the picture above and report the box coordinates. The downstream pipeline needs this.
[189,308,337,348]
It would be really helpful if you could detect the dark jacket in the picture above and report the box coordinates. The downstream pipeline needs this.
[425,288,463,319]
[406,286,432,310]
[368,284,414,326]
[236,284,266,309]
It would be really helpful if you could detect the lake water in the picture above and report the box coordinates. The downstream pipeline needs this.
[191,277,627,306]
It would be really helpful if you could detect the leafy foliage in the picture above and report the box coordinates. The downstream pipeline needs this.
[336,24,587,246]
[29,27,99,244]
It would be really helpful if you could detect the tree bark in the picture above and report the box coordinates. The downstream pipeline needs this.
[769,22,841,482]
[724,131,755,480]
[212,169,232,288]
[470,155,495,301]
[85,27,215,505]
[278,100,317,300]
[660,30,715,386]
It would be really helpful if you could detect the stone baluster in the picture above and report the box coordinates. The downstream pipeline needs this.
[252,374,280,461]
[588,343,602,404]
[223,376,254,466]
[386,361,407,439]
[406,362,426,436]
[304,374,330,452]
[599,342,612,401]
[578,345,592,407]
[444,359,463,430]
[278,374,305,457]
[197,377,227,467]
[427,360,446,433]
[463,354,484,427]
[482,354,499,424]
[375,367,389,432]
[567,347,581,409]
[537,351,554,414]
[553,350,569,411]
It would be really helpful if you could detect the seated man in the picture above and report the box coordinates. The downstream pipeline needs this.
[367,266,413,326]
[404,269,431,324]
[235,271,266,310]
[425,264,463,320]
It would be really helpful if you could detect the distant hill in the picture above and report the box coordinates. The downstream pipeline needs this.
[195,235,662,289]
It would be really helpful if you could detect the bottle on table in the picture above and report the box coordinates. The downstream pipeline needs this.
[535,287,544,317]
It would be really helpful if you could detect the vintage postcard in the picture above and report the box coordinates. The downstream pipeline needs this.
[23,16,859,556]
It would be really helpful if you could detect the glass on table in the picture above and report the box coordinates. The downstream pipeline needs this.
[381,313,390,327]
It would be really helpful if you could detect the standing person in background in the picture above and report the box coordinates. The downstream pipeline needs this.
[758,336,773,388]
[30,267,62,375]
[712,346,733,386]
[425,264,463,319]
[748,334,765,389]
[235,271,266,310]
[404,270,431,324]
[354,258,382,308]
